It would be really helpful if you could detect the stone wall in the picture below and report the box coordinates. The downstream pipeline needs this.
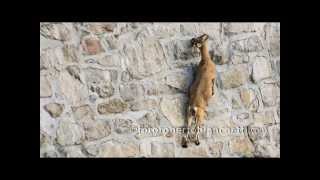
[40,23,280,157]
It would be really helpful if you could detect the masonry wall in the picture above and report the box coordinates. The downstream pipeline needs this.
[40,23,280,157]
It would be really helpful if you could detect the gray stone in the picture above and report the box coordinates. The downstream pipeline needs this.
[124,38,166,79]
[97,140,139,157]
[239,88,259,111]
[177,145,209,157]
[85,23,117,34]
[268,124,280,147]
[66,65,81,82]
[95,83,114,98]
[121,71,132,82]
[265,23,280,57]
[40,23,62,40]
[151,142,174,157]
[160,95,187,127]
[97,54,121,67]
[40,76,52,98]
[106,35,120,49]
[220,64,249,89]
[97,98,128,114]
[143,81,176,96]
[232,112,252,126]
[83,67,114,98]
[56,118,84,146]
[63,44,79,63]
[40,141,60,157]
[230,36,263,52]
[58,71,88,105]
[253,111,274,124]
[129,98,158,111]
[40,23,79,43]
[251,124,279,157]
[137,112,160,128]
[40,35,64,50]
[72,105,111,141]
[109,70,118,82]
[207,141,223,157]
[89,94,97,103]
[40,47,64,71]
[165,68,194,93]
[44,103,64,118]
[260,84,277,107]
[84,120,111,141]
[119,82,144,101]
[64,146,86,157]
[113,119,134,134]
[223,23,257,35]
[84,67,112,85]
[231,97,242,110]
[252,57,272,83]
[229,137,255,157]
[230,53,249,64]
[162,38,200,62]
[207,91,231,120]
[72,105,95,121]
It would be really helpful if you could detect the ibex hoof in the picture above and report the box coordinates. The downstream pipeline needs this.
[182,137,188,148]
[195,140,200,146]
[182,143,188,148]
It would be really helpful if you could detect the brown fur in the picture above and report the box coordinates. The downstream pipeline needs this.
[182,34,216,147]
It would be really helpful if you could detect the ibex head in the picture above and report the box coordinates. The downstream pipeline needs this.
[191,34,209,48]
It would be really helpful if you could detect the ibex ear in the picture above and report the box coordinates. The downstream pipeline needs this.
[191,38,197,45]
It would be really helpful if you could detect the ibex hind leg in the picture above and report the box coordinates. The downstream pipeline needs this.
[195,125,200,146]
[182,109,194,148]
[194,115,201,146]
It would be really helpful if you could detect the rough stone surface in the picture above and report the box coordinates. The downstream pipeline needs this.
[165,67,194,93]
[40,76,52,98]
[229,137,255,157]
[220,64,249,89]
[97,98,128,114]
[124,38,167,79]
[151,142,175,157]
[260,84,278,107]
[119,82,144,101]
[97,140,139,157]
[56,118,84,146]
[72,105,111,141]
[160,95,187,127]
[40,23,279,157]
[239,87,259,111]
[113,119,134,134]
[252,57,272,83]
[82,38,104,55]
[44,103,64,118]
[58,70,88,105]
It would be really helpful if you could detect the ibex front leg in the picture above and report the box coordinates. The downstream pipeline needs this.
[212,78,215,96]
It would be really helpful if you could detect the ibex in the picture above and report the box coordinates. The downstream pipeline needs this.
[182,34,217,148]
